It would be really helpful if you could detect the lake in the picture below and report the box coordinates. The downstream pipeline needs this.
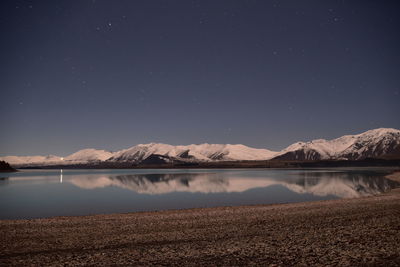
[0,168,398,220]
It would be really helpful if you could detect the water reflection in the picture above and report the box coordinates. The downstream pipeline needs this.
[1,169,399,219]
[0,177,9,186]
[67,172,399,198]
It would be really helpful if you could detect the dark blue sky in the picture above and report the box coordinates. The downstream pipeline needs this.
[1,0,399,156]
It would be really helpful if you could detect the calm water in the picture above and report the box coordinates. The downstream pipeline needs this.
[0,168,398,219]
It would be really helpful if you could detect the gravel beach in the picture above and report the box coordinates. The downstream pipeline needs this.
[1,172,400,266]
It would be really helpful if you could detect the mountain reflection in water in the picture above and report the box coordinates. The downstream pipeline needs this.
[1,169,399,219]
[68,172,399,198]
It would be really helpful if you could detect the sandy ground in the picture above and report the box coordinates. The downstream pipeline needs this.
[1,172,400,266]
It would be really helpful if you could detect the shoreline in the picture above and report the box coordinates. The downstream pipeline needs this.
[13,158,400,170]
[1,171,400,265]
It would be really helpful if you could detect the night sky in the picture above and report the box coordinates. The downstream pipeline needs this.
[1,0,399,156]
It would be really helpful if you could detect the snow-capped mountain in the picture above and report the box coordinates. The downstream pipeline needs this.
[340,128,400,160]
[0,155,63,166]
[63,149,114,163]
[0,143,277,167]
[108,143,277,163]
[1,128,399,166]
[0,149,113,166]
[273,128,400,161]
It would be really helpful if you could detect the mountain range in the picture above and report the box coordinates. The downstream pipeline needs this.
[1,128,399,167]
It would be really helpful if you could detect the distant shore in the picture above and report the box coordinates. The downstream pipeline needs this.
[1,171,399,266]
[16,158,400,170]
[0,161,17,172]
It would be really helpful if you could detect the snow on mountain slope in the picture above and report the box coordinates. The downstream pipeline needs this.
[339,128,400,160]
[184,144,277,161]
[108,143,277,162]
[0,155,62,166]
[273,128,400,161]
[0,149,114,166]
[109,143,177,162]
[64,149,114,163]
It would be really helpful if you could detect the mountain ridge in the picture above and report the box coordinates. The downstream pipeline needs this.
[1,128,399,167]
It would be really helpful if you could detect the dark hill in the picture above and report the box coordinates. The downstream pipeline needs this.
[0,161,17,172]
